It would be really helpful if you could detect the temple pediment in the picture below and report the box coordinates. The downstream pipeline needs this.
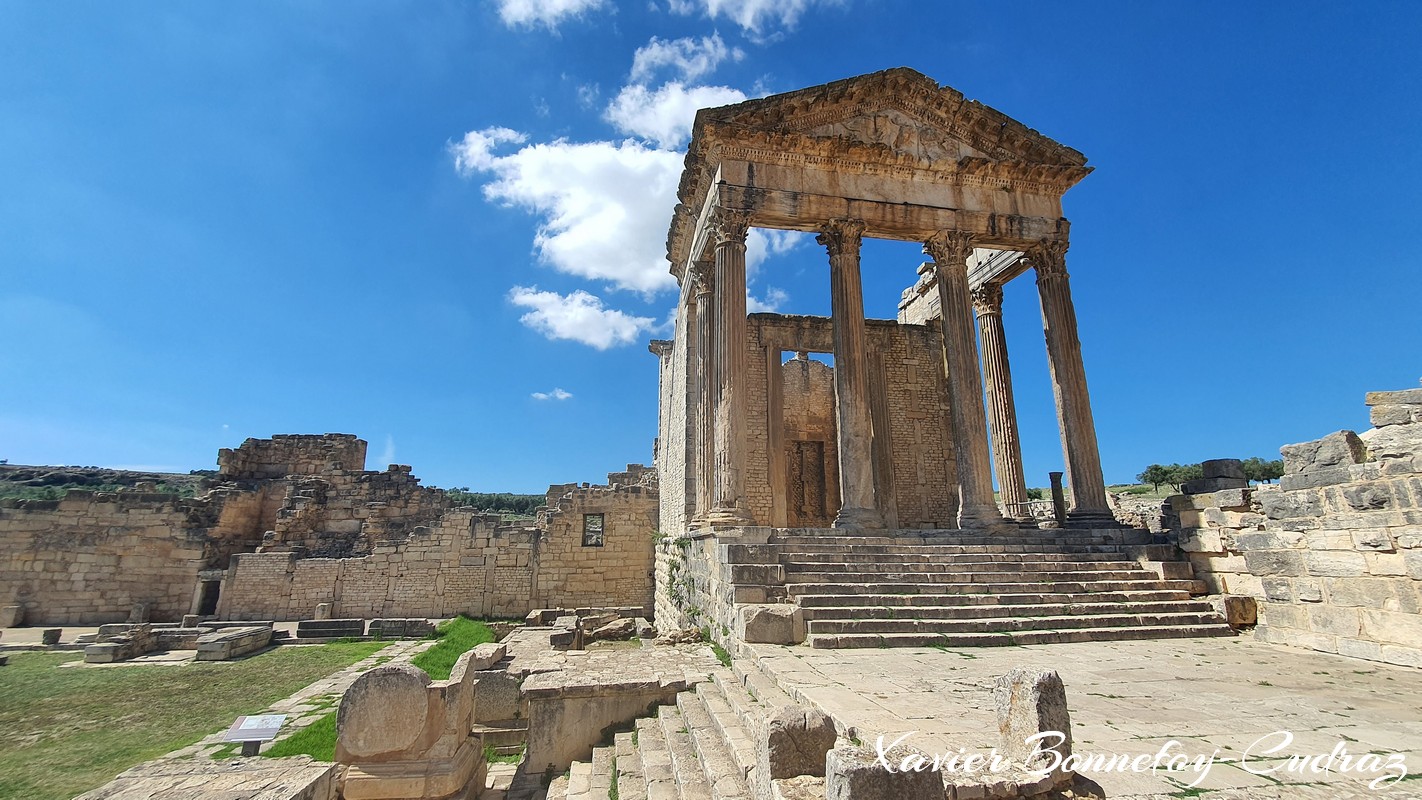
[692,67,1088,170]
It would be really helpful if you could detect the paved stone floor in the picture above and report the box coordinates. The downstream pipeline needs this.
[748,637,1422,798]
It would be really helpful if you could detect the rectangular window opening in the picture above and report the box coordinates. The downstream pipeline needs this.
[582,513,605,547]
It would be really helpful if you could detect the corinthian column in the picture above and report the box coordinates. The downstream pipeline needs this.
[924,231,1004,528]
[705,209,754,526]
[1029,239,1111,521]
[817,219,885,530]
[972,282,1030,521]
[691,263,715,522]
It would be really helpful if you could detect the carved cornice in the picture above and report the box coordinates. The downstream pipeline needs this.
[971,283,1004,316]
[1028,239,1070,280]
[923,231,977,268]
[711,207,752,247]
[815,218,866,258]
[688,261,714,297]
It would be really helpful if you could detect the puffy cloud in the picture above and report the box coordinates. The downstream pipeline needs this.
[531,387,574,401]
[629,33,744,83]
[497,0,607,29]
[665,0,834,35]
[747,286,788,313]
[604,81,747,149]
[454,129,682,295]
[746,228,806,273]
[509,287,657,349]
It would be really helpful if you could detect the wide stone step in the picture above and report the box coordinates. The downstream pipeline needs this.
[783,569,1164,584]
[808,623,1236,649]
[616,731,648,800]
[800,599,1217,621]
[566,760,593,800]
[782,559,1142,574]
[589,745,614,800]
[779,551,1129,564]
[771,534,1123,547]
[806,610,1224,635]
[793,589,1196,607]
[785,579,1203,596]
[773,541,1127,555]
[676,690,752,800]
[656,706,713,800]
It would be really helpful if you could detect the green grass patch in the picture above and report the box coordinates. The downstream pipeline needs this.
[0,640,388,800]
[484,743,524,764]
[411,616,496,680]
[264,710,338,761]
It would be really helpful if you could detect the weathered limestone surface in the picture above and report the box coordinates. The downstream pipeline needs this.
[75,755,338,800]
[993,666,1071,770]
[759,705,835,780]
[736,604,805,645]
[336,651,487,800]
[195,625,272,661]
[824,745,943,800]
[1172,385,1422,668]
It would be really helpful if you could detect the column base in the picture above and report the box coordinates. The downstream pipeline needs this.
[956,503,1007,531]
[832,506,886,531]
[703,505,754,527]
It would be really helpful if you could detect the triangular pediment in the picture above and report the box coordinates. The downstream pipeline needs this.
[693,67,1087,169]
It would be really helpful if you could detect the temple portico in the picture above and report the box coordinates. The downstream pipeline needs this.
[652,67,1112,533]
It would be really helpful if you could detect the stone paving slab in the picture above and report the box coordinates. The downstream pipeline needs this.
[747,637,1422,798]
[73,754,337,799]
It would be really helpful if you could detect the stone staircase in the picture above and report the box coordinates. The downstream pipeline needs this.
[763,530,1234,648]
[549,666,797,800]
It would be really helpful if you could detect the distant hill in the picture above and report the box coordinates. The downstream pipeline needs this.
[0,464,213,501]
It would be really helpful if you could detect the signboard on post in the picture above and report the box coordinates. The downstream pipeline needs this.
[223,714,288,756]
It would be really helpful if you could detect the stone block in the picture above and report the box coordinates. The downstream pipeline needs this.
[1259,490,1321,520]
[195,626,271,660]
[1214,596,1257,628]
[1261,578,1293,602]
[1183,477,1248,495]
[1202,459,1246,480]
[41,628,61,645]
[1323,578,1396,609]
[1342,485,1393,512]
[296,618,364,639]
[1360,608,1422,647]
[1281,431,1367,475]
[467,643,507,671]
[737,604,806,645]
[472,670,522,723]
[1306,605,1360,637]
[1213,487,1252,509]
[1,605,23,628]
[759,705,837,781]
[1350,528,1394,552]
[994,666,1071,770]
[368,618,436,639]
[1362,424,1422,462]
[314,602,332,620]
[1179,529,1223,552]
[1296,579,1324,602]
[1243,550,1304,577]
[181,614,201,627]
[1305,550,1368,578]
[1281,467,1355,490]
[1367,388,1422,406]
[587,618,638,642]
[824,745,943,800]
[1372,405,1415,428]
[127,603,150,623]
[337,665,431,759]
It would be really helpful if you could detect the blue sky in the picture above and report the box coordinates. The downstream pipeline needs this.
[2,1,1419,493]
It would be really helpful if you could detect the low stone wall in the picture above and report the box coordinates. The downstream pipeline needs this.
[195,625,272,661]
[1172,387,1422,668]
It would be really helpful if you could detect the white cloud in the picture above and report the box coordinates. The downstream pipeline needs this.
[377,435,396,468]
[532,387,574,401]
[666,0,833,35]
[630,33,744,83]
[454,130,683,295]
[509,287,657,349]
[498,0,607,29]
[747,286,788,313]
[604,81,747,149]
[746,228,806,273]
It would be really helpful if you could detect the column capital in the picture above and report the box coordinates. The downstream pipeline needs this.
[688,261,714,298]
[1028,239,1070,280]
[971,282,1004,316]
[815,218,866,256]
[923,230,976,267]
[711,207,752,246]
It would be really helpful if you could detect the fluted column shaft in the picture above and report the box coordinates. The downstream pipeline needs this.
[691,265,715,520]
[1030,240,1110,517]
[925,231,1004,528]
[973,283,1030,520]
[818,219,885,530]
[706,209,754,525]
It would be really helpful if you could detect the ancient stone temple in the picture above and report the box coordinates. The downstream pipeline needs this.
[652,67,1112,535]
[652,68,1230,648]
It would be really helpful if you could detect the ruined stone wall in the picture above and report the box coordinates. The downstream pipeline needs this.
[219,468,659,621]
[218,512,538,620]
[1173,387,1422,669]
[218,433,368,479]
[265,465,449,558]
[0,492,218,624]
[534,470,658,613]
[651,336,692,538]
[896,263,940,326]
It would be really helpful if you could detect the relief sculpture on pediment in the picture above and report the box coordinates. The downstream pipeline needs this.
[805,109,983,164]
